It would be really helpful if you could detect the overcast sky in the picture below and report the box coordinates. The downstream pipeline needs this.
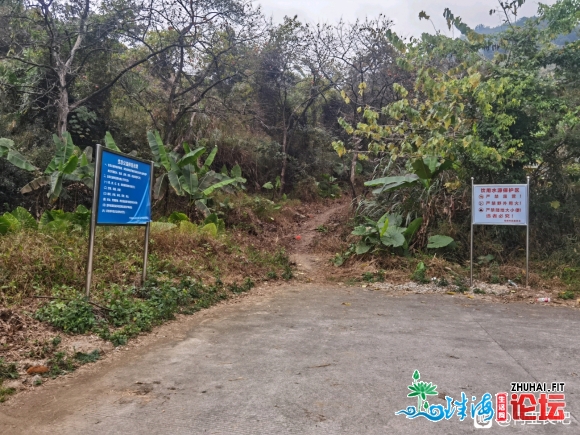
[257,0,556,38]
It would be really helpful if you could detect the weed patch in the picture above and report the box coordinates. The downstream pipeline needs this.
[411,262,429,284]
[454,276,469,293]
[362,271,385,283]
[266,271,278,280]
[0,224,292,305]
[34,296,97,334]
[74,350,100,364]
[559,290,577,300]
[282,265,294,280]
[33,271,277,347]
[0,386,16,402]
[0,358,18,381]
[48,351,76,377]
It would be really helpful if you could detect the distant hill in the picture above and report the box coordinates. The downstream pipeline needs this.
[474,16,579,45]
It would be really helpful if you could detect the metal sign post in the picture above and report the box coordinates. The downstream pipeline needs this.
[470,176,530,288]
[85,145,102,297]
[85,144,153,298]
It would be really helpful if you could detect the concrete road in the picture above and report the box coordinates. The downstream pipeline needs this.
[1,284,579,434]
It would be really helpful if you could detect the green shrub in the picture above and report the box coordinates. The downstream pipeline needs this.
[32,271,282,347]
[0,386,16,403]
[559,290,577,300]
[48,351,76,377]
[0,358,18,381]
[411,261,429,284]
[34,296,96,334]
[74,350,100,364]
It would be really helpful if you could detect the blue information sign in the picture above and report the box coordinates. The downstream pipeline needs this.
[96,149,152,225]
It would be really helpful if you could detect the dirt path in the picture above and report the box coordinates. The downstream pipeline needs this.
[289,202,349,279]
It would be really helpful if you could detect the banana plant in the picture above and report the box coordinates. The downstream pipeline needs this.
[364,156,453,195]
[20,132,94,202]
[0,138,38,171]
[147,131,245,214]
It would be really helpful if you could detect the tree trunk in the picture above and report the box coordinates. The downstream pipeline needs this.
[57,79,69,139]
[164,122,175,147]
[280,128,288,195]
[349,141,361,198]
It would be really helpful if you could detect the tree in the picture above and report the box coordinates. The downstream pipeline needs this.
[335,0,580,253]
[311,17,412,197]
[0,0,198,138]
[117,0,263,147]
[251,16,334,194]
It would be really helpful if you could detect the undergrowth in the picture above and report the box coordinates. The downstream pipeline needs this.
[33,272,268,347]
[0,358,19,402]
[0,225,292,305]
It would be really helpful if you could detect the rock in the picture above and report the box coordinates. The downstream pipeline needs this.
[32,375,42,386]
[26,365,49,375]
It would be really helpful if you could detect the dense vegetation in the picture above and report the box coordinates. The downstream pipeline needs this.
[1,0,580,335]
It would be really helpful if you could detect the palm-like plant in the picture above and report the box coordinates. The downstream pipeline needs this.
[147,131,245,215]
[19,133,94,202]
[0,138,37,171]
[2,132,132,202]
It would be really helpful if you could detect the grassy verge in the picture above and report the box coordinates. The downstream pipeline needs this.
[33,273,268,346]
[0,224,291,305]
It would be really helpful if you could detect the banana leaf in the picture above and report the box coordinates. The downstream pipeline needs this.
[62,154,78,174]
[201,147,217,174]
[153,173,168,200]
[179,147,206,168]
[195,199,211,217]
[104,131,120,151]
[365,174,419,195]
[147,131,170,171]
[53,133,75,167]
[180,166,199,195]
[6,149,37,171]
[0,138,14,156]
[202,177,242,196]
[21,175,50,193]
[49,171,64,201]
[167,169,183,196]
